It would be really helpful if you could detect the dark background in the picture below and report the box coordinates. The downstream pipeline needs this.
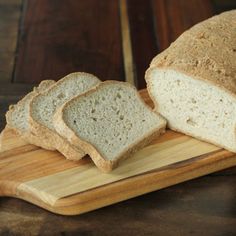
[1,0,236,235]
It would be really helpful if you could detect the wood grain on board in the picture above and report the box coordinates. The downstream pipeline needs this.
[1,175,236,236]
[1,90,236,215]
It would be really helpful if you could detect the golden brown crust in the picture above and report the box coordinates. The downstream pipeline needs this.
[148,10,236,96]
[54,81,167,172]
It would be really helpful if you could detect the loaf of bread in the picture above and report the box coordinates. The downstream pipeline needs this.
[6,80,56,149]
[29,72,100,160]
[145,10,236,152]
[53,81,166,172]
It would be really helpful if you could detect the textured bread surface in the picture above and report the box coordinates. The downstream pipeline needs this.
[29,72,100,160]
[6,80,55,149]
[149,10,236,94]
[54,81,166,172]
[146,10,236,152]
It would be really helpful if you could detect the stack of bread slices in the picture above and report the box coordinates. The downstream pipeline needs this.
[6,73,166,172]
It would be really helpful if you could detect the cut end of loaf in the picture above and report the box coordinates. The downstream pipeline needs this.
[147,68,236,152]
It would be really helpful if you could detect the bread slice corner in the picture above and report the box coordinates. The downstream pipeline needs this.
[53,81,166,172]
[6,80,56,149]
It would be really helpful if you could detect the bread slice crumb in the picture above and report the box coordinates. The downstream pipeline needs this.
[54,81,166,172]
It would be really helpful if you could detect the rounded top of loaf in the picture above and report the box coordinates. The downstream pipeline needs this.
[149,10,236,94]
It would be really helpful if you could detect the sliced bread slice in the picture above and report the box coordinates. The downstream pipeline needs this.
[29,72,100,160]
[53,81,166,172]
[145,10,236,152]
[6,80,55,149]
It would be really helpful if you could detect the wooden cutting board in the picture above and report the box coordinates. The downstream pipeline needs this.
[0,89,236,215]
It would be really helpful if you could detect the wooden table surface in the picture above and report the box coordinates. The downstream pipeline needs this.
[1,0,236,235]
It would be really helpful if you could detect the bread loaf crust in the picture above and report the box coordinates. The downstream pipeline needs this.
[147,10,236,96]
[145,10,236,153]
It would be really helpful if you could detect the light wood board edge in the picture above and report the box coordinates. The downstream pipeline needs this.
[14,150,236,215]
[15,136,220,206]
